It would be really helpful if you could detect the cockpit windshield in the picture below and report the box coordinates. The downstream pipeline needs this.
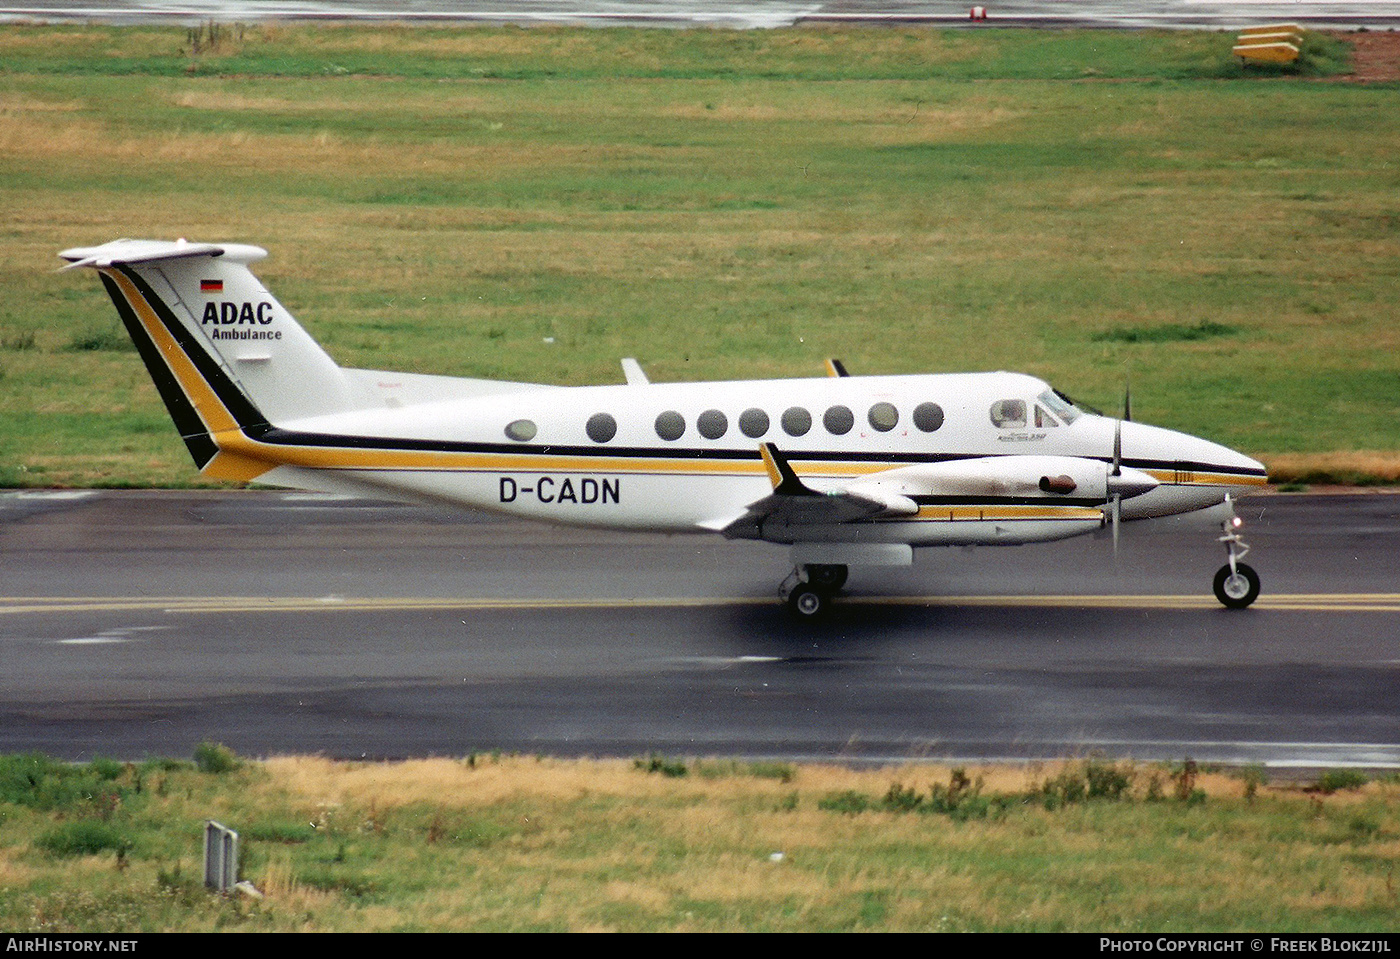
[1038,389,1081,425]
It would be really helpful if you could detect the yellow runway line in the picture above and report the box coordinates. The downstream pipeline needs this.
[3,594,1400,615]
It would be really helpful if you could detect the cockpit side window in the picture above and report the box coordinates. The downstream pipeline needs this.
[1038,389,1081,425]
[990,399,1026,429]
[1034,405,1059,428]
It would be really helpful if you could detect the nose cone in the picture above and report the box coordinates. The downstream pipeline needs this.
[1107,466,1159,500]
[1234,449,1269,486]
[1119,420,1267,485]
[1105,418,1267,519]
[1195,436,1269,491]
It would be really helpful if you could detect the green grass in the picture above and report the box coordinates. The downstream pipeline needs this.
[0,752,1396,932]
[0,23,1351,81]
[0,24,1395,487]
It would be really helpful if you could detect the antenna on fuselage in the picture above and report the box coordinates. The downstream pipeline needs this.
[621,358,649,386]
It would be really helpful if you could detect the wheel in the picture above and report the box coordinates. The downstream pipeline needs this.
[786,583,828,619]
[803,563,848,592]
[1213,562,1260,609]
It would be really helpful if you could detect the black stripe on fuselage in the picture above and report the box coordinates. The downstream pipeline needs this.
[1096,455,1266,478]
[249,425,1263,483]
[108,266,1265,483]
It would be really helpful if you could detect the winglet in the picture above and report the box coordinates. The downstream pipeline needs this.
[825,358,849,378]
[760,443,817,496]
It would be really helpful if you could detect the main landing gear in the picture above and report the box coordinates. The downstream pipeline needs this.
[1212,496,1260,609]
[780,563,848,619]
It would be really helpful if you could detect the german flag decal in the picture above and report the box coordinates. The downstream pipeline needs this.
[200,279,223,293]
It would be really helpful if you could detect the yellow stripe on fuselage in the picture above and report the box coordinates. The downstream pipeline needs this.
[1143,468,1269,488]
[915,504,1104,522]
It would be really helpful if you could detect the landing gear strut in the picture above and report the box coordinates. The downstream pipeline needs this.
[780,564,848,618]
[1212,495,1260,609]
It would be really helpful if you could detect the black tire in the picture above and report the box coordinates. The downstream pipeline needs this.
[1213,562,1260,609]
[786,584,828,619]
[804,563,848,592]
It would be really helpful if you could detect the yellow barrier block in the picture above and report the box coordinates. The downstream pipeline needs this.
[1233,41,1301,64]
[1236,32,1302,47]
[1238,22,1303,37]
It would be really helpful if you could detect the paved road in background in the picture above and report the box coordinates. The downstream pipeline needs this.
[3,1,1400,30]
[2,490,1397,767]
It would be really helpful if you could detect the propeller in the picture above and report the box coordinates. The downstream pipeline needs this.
[1109,418,1123,554]
[1106,376,1131,554]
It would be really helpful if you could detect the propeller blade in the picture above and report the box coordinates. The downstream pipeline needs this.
[1111,418,1122,477]
[1123,374,1132,423]
[1111,493,1121,556]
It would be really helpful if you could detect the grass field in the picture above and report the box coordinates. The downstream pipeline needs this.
[1,750,1396,932]
[0,24,1396,487]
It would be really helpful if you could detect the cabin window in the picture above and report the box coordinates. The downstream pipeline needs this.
[586,412,618,443]
[782,406,812,437]
[505,419,537,442]
[990,399,1026,429]
[739,408,769,439]
[868,402,899,432]
[697,409,729,440]
[655,410,685,441]
[913,402,944,433]
[823,405,854,435]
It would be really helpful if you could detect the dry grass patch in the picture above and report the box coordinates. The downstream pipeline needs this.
[266,754,794,809]
[1266,452,1400,486]
[0,108,600,178]
[2,753,1396,931]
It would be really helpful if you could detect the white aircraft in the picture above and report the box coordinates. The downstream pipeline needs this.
[61,238,1268,617]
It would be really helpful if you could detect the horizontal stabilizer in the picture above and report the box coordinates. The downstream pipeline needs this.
[60,239,266,269]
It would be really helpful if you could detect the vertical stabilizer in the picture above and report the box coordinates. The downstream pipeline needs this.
[60,239,355,478]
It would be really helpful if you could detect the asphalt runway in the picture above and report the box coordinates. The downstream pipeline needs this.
[2,489,1397,768]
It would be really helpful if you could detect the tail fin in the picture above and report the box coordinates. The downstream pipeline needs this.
[60,239,354,481]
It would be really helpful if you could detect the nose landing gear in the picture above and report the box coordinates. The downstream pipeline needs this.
[1213,495,1260,609]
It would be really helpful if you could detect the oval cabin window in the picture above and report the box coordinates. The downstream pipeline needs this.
[586,412,618,443]
[505,419,537,442]
[738,408,769,439]
[697,409,729,440]
[868,402,899,432]
[823,405,854,435]
[913,402,944,433]
[781,407,812,437]
[655,410,685,441]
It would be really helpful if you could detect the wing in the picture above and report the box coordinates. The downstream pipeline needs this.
[704,446,1158,542]
[702,444,918,538]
